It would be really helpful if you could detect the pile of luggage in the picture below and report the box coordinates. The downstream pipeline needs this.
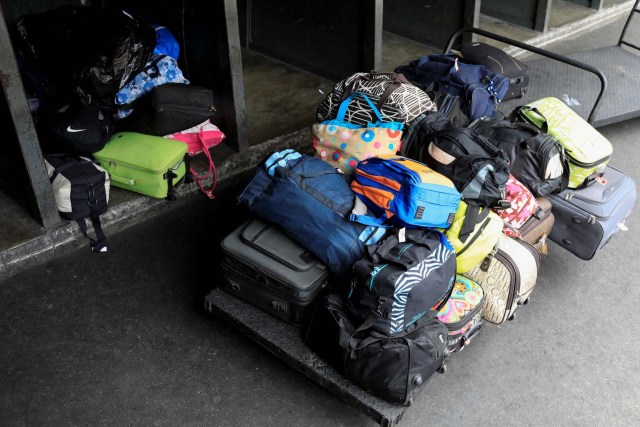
[220,43,637,406]
[12,5,225,251]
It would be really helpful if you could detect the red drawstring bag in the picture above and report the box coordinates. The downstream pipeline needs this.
[164,120,225,199]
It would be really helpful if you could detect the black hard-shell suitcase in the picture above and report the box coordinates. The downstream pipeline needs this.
[117,83,216,136]
[459,42,529,100]
[220,218,330,326]
[548,165,637,260]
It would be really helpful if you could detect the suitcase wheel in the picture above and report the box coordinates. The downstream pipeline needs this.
[508,312,517,321]
[437,364,447,374]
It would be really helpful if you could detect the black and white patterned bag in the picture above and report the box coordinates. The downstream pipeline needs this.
[316,72,437,126]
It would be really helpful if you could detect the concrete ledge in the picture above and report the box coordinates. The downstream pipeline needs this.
[0,128,313,282]
[505,0,635,57]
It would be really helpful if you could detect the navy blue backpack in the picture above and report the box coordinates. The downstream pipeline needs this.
[395,54,509,121]
[238,150,386,277]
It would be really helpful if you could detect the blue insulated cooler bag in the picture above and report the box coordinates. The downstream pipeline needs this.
[237,150,386,277]
[350,155,461,229]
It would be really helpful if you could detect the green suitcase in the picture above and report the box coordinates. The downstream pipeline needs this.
[94,132,188,199]
[517,97,613,189]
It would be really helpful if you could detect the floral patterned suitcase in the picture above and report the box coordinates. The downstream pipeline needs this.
[437,275,484,352]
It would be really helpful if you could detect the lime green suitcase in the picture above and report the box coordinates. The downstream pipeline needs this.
[517,97,613,189]
[94,132,187,199]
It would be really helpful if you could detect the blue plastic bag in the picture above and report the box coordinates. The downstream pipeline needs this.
[115,54,189,118]
[153,24,180,60]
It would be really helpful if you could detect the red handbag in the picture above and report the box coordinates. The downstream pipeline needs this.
[496,175,539,237]
[164,120,225,199]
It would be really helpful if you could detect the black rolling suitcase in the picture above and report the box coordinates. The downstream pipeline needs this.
[220,218,330,326]
[459,42,529,100]
[548,165,637,260]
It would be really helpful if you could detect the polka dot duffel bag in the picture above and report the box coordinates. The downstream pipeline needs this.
[312,92,404,174]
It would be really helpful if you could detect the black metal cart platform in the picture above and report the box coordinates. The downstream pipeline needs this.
[205,288,414,427]
[446,0,640,128]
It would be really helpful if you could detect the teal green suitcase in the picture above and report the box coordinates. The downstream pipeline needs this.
[94,132,188,199]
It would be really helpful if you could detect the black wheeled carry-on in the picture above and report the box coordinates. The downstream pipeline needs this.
[220,218,330,326]
[459,42,529,100]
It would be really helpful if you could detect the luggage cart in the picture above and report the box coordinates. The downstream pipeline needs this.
[445,0,640,128]
[205,288,442,427]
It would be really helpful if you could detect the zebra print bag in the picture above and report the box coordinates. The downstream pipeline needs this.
[347,228,456,336]
[316,72,437,126]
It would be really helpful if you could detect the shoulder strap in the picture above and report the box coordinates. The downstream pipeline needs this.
[76,212,107,253]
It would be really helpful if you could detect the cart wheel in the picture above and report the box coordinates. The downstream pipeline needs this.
[508,312,516,321]
[438,364,447,374]
[380,417,393,427]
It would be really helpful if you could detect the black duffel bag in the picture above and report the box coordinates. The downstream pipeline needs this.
[471,118,569,197]
[304,293,448,406]
[414,127,510,210]
[347,228,456,337]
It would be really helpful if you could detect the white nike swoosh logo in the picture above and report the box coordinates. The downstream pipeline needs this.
[67,126,86,133]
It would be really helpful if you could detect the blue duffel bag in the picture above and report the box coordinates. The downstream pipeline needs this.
[395,54,509,121]
[238,149,387,277]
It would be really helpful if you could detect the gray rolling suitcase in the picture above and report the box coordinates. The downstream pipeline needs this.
[548,165,637,260]
[220,218,330,326]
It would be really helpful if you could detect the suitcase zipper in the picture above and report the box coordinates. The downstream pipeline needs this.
[222,252,325,300]
[156,103,216,116]
[355,173,456,207]
[554,186,635,224]
[564,150,610,169]
[561,188,634,222]
[493,250,519,319]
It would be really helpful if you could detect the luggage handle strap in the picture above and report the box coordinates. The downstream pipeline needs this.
[341,73,409,112]
[575,171,605,190]
[336,91,385,125]
[189,130,217,199]
[371,229,453,263]
[459,203,490,243]
[518,106,549,133]
[76,213,107,253]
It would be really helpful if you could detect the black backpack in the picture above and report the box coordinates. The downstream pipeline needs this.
[400,110,454,158]
[49,104,114,154]
[304,293,448,406]
[471,118,569,197]
[347,228,456,337]
[45,155,110,252]
[413,127,510,208]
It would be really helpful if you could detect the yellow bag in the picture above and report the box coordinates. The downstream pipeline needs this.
[444,201,503,273]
